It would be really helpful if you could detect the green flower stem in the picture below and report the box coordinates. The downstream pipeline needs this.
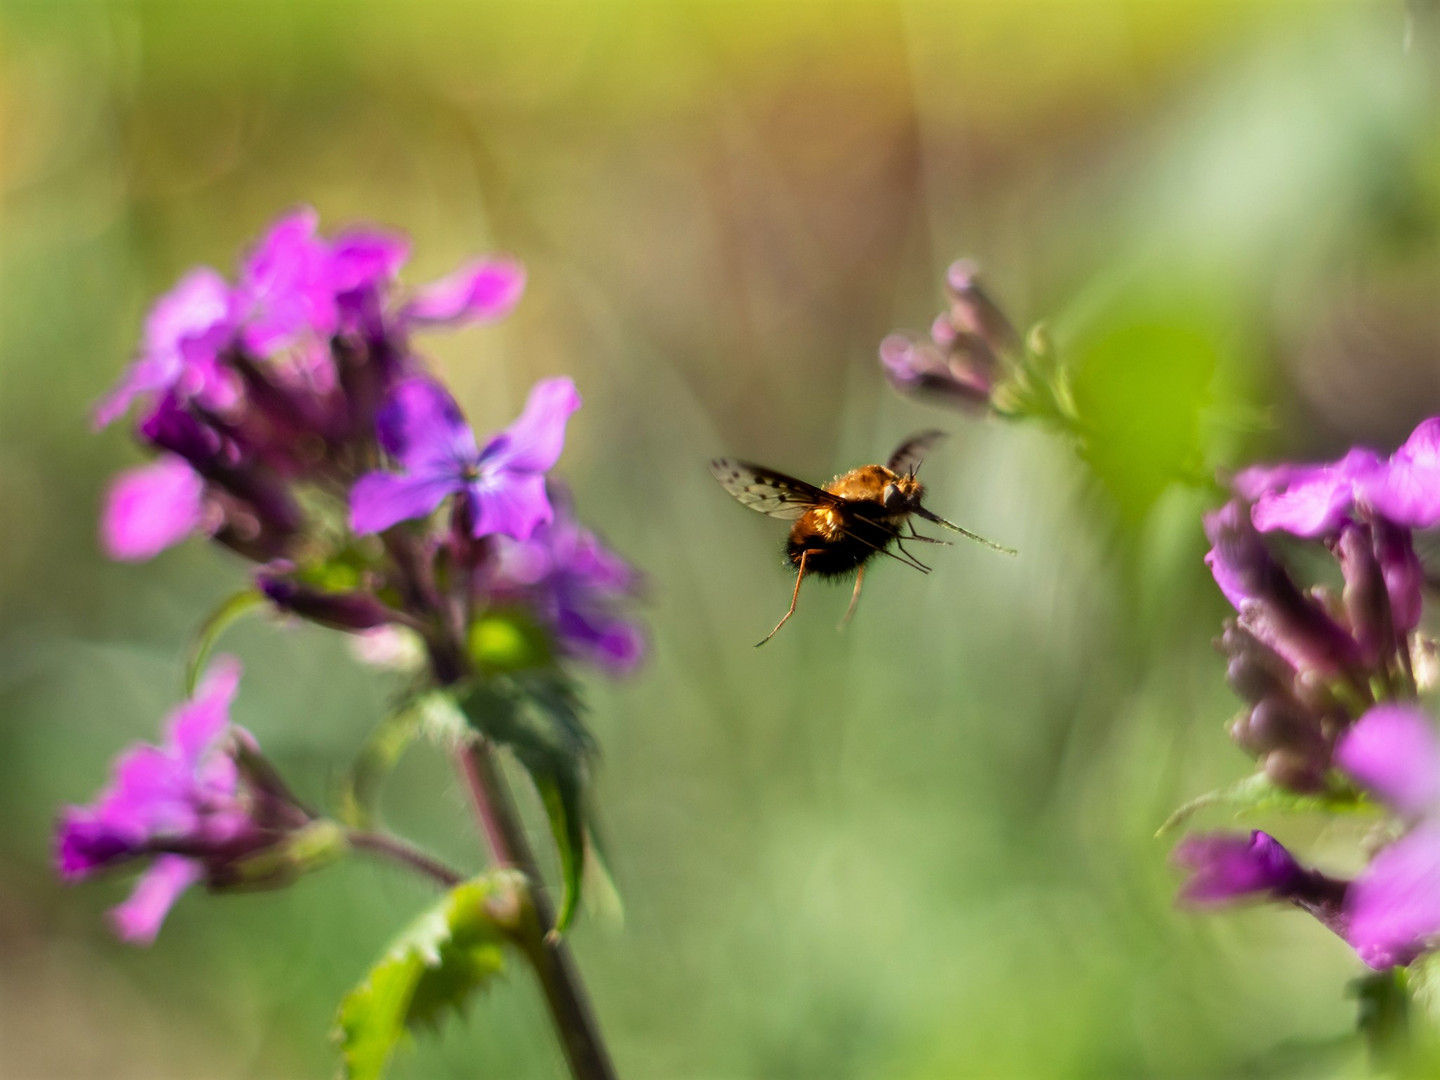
[346,830,465,889]
[457,740,618,1080]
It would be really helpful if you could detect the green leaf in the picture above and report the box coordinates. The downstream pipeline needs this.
[1157,772,1376,838]
[459,674,594,934]
[184,588,265,696]
[334,872,529,1080]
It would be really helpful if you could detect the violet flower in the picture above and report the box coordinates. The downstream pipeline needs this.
[484,485,645,675]
[1336,704,1440,968]
[55,660,306,943]
[350,376,580,541]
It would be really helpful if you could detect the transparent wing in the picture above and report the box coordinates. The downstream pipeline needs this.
[887,430,947,476]
[709,459,835,520]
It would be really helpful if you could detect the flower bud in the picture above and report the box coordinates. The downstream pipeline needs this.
[1336,522,1393,667]
[1263,748,1327,793]
[258,575,401,632]
[944,259,1020,356]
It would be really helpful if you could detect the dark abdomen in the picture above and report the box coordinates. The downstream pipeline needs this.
[785,515,894,578]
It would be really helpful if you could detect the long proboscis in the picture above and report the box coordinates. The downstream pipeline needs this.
[914,507,1017,556]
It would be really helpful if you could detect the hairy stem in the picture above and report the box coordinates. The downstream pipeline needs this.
[347,830,465,888]
[457,740,618,1080]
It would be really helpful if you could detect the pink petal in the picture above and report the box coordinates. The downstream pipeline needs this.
[1347,823,1440,969]
[1336,704,1440,817]
[167,657,242,765]
[109,856,203,945]
[100,457,205,561]
[404,257,525,328]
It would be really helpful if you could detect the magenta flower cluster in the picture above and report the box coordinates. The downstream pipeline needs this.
[1176,418,1440,970]
[56,659,310,942]
[67,209,646,944]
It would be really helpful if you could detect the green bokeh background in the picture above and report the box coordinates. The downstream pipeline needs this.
[5,2,1440,1076]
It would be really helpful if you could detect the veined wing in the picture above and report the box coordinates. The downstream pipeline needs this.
[709,459,836,520]
[888,430,946,477]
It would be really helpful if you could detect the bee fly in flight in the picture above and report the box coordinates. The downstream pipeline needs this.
[710,431,1015,646]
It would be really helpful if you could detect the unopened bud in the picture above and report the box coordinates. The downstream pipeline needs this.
[258,575,401,632]
[1262,748,1326,793]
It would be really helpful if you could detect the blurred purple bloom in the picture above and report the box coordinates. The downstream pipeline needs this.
[402,258,526,329]
[1336,704,1440,819]
[94,269,236,428]
[1237,448,1384,537]
[234,208,340,354]
[350,376,580,540]
[100,456,206,561]
[488,487,645,675]
[1337,705,1440,967]
[55,659,274,943]
[1357,418,1440,529]
[1173,831,1304,904]
[879,333,994,408]
[1346,823,1440,969]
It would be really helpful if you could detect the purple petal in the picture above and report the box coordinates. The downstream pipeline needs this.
[94,269,234,428]
[100,457,205,561]
[109,855,203,945]
[167,658,242,766]
[403,257,525,328]
[374,378,478,468]
[1248,449,1383,536]
[1358,418,1440,528]
[1374,521,1424,635]
[329,228,409,296]
[55,808,141,879]
[236,207,338,353]
[1347,822,1440,969]
[350,470,461,534]
[1173,830,1303,904]
[1336,704,1440,817]
[487,377,581,474]
[469,471,552,541]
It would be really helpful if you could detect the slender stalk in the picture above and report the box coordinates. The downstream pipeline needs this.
[457,740,618,1080]
[347,830,465,888]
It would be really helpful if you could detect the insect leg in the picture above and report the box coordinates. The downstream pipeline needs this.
[838,525,930,573]
[905,523,951,546]
[757,549,812,647]
[838,564,865,630]
[894,539,932,573]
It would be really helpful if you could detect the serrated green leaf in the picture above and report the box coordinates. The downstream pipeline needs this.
[1157,772,1376,837]
[185,588,265,696]
[334,873,527,1080]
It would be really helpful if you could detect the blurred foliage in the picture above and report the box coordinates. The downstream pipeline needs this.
[6,1,1440,1077]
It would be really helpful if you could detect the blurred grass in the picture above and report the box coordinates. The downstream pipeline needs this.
[4,1,1440,1076]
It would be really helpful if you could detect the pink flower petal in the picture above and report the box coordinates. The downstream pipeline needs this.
[100,457,205,561]
[1336,704,1440,817]
[404,257,525,328]
[109,856,203,945]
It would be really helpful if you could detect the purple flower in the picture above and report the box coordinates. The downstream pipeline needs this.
[100,456,206,561]
[94,269,237,428]
[55,660,287,943]
[879,333,995,409]
[350,376,580,541]
[486,486,645,675]
[401,258,526,329]
[1336,705,1440,967]
[1173,831,1306,904]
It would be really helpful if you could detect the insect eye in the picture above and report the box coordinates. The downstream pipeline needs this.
[882,483,904,510]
